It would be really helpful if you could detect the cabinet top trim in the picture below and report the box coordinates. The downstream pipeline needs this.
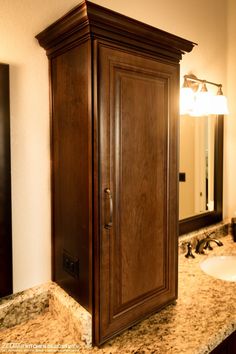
[36,0,196,61]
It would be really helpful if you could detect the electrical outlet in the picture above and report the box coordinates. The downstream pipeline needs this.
[63,251,79,278]
[179,172,186,182]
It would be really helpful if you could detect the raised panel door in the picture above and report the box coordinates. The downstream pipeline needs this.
[95,43,179,344]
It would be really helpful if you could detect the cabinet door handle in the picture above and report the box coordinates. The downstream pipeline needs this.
[104,188,113,229]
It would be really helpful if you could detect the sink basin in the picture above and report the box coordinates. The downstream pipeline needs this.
[200,256,236,282]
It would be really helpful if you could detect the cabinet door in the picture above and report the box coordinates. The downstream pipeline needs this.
[95,43,179,344]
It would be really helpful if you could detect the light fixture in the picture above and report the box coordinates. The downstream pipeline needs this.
[180,77,195,115]
[191,81,213,116]
[211,85,229,115]
[180,75,229,116]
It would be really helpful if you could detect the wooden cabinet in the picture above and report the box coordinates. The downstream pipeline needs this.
[98,44,180,341]
[36,0,194,345]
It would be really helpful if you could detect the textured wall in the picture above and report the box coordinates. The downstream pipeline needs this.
[225,0,236,219]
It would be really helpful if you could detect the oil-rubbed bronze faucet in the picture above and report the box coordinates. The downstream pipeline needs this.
[196,237,223,254]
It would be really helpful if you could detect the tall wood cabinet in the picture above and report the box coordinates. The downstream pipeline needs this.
[36,1,194,345]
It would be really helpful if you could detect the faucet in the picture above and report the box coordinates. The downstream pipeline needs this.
[196,236,223,254]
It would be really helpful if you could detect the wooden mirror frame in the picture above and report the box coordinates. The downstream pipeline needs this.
[179,114,223,235]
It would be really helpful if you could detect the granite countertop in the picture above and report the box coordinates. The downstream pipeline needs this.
[0,234,235,354]
[95,234,236,354]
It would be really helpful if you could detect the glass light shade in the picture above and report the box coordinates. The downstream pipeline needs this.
[180,87,194,115]
[211,95,229,115]
[190,91,213,117]
[207,200,214,212]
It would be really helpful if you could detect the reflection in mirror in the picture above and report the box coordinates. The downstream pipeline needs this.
[179,115,216,220]
[179,74,225,235]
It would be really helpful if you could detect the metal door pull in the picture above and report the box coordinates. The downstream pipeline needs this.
[104,188,113,229]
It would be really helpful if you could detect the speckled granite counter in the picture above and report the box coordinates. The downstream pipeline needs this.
[0,234,235,354]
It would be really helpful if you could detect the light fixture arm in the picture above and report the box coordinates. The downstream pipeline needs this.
[184,74,222,88]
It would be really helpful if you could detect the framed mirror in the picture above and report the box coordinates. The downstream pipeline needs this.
[179,114,223,235]
[0,63,12,297]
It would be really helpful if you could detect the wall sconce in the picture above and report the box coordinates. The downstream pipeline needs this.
[180,74,229,116]
[180,77,195,115]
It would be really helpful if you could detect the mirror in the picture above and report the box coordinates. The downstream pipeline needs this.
[0,63,12,297]
[179,114,223,235]
[179,115,215,219]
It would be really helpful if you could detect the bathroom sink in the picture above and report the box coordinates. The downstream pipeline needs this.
[200,256,236,282]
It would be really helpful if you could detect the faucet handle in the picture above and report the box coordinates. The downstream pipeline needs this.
[185,242,195,259]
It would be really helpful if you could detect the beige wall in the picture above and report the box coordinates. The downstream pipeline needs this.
[0,0,228,292]
[225,0,236,219]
